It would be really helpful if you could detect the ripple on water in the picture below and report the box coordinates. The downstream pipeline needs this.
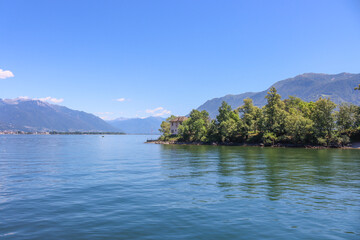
[0,135,359,240]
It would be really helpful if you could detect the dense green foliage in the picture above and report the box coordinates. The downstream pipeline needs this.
[158,115,176,140]
[178,110,210,142]
[197,73,360,119]
[160,87,360,146]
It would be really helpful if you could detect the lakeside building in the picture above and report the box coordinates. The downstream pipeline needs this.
[170,116,188,135]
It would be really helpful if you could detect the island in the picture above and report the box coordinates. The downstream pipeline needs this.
[151,87,360,148]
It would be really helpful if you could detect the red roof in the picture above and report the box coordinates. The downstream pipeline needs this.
[170,116,188,122]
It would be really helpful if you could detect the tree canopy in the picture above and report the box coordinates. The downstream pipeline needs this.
[159,87,360,147]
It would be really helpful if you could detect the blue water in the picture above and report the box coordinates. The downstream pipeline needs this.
[0,135,359,239]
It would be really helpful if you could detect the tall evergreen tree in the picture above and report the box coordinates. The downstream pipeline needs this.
[263,87,288,136]
[238,98,261,138]
[215,101,244,142]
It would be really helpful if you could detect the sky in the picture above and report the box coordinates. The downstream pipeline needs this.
[1,0,360,120]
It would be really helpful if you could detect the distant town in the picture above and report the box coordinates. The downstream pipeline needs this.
[0,131,125,135]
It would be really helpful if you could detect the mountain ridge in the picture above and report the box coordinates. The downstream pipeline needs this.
[197,72,360,118]
[0,98,118,132]
[107,116,164,134]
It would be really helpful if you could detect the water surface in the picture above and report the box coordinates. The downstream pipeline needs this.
[0,135,359,239]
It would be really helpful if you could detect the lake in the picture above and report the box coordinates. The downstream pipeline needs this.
[0,135,359,239]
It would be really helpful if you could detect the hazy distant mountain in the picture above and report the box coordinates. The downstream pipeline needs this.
[107,117,165,134]
[197,73,360,118]
[0,98,118,132]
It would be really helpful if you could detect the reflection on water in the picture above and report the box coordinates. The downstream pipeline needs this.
[0,135,359,240]
[160,144,360,208]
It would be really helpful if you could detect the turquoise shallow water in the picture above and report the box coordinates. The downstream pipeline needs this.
[0,135,359,240]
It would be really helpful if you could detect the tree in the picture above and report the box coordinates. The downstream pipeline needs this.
[206,119,220,142]
[284,96,303,112]
[285,110,314,143]
[216,101,233,124]
[216,101,244,142]
[238,98,261,135]
[336,103,360,131]
[157,94,354,147]
[355,84,360,90]
[284,96,312,117]
[263,87,288,136]
[283,97,314,143]
[178,110,210,142]
[311,98,336,144]
[159,115,176,140]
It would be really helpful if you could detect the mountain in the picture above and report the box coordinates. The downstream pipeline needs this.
[0,98,118,132]
[197,73,360,118]
[107,117,165,134]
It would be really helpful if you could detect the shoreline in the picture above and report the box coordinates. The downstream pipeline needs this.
[146,140,360,149]
[0,132,125,135]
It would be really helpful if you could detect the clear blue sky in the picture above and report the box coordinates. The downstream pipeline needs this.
[1,0,360,119]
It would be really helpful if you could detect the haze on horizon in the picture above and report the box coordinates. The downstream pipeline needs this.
[1,0,360,120]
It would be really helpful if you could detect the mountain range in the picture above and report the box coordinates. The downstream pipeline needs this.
[197,73,360,118]
[0,98,117,132]
[107,117,164,134]
[0,98,164,134]
[1,73,359,132]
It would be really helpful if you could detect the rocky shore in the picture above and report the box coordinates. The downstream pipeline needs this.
[146,139,360,149]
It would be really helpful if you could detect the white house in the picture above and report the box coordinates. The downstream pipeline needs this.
[170,116,188,135]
